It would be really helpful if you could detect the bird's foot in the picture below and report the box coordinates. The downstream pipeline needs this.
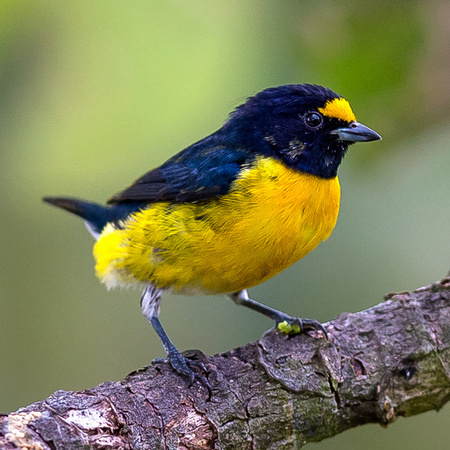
[165,349,212,398]
[276,315,328,339]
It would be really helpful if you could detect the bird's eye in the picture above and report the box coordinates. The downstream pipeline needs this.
[303,111,323,129]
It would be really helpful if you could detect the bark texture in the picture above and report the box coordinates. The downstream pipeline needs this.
[1,277,450,449]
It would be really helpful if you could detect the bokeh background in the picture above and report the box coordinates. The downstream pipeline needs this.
[1,0,449,448]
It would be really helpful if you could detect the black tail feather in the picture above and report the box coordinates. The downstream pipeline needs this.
[43,197,99,219]
[43,196,146,236]
[43,196,112,235]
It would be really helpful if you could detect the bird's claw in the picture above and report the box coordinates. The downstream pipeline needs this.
[276,316,328,339]
[168,351,212,398]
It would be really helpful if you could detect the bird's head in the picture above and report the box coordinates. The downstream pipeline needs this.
[223,84,381,178]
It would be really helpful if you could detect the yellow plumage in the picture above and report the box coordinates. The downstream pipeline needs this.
[318,97,356,123]
[94,156,341,295]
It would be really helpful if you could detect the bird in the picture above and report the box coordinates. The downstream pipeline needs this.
[44,84,381,392]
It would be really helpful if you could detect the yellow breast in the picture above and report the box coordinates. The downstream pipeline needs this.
[94,157,341,294]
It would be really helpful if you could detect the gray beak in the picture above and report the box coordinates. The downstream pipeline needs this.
[331,121,382,142]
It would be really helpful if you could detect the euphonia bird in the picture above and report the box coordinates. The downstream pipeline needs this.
[44,84,381,390]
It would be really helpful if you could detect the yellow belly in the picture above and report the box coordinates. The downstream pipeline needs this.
[94,156,341,294]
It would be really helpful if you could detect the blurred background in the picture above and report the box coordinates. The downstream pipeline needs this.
[1,0,449,448]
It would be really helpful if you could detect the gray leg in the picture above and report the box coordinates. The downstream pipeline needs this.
[141,285,211,393]
[228,289,328,337]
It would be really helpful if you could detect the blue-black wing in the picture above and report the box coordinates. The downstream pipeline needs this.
[108,139,253,204]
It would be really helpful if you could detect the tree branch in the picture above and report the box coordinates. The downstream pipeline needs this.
[2,276,450,449]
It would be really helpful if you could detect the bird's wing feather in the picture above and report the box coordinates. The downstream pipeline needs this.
[108,143,253,204]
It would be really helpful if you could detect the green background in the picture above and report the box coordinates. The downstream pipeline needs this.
[1,1,449,448]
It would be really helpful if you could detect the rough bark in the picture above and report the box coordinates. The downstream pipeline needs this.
[1,276,450,449]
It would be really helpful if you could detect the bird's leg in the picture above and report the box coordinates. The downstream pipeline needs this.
[228,289,328,338]
[141,286,211,394]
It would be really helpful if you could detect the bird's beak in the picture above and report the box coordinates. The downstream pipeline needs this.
[331,121,382,142]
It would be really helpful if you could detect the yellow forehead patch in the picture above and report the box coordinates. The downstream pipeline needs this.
[318,97,356,123]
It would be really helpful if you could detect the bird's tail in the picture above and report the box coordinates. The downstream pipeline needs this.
[44,196,147,239]
[43,197,113,239]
